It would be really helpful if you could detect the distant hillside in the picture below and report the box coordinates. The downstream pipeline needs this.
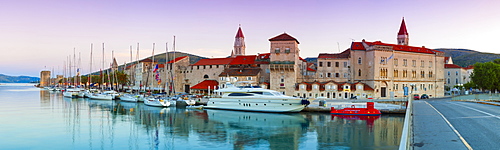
[436,49,500,67]
[148,51,209,65]
[0,74,39,83]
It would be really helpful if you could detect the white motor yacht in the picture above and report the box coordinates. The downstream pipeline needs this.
[204,82,309,112]
[119,94,143,102]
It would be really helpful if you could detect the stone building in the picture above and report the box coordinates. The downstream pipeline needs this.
[40,71,51,87]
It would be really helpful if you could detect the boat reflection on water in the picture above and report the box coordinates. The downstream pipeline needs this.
[205,109,310,149]
[331,114,381,130]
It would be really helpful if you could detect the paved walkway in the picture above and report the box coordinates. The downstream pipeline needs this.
[412,100,468,150]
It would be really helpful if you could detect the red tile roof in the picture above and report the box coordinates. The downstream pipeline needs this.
[269,33,300,44]
[192,58,234,66]
[445,64,462,68]
[191,80,219,90]
[167,56,188,64]
[398,18,409,35]
[318,49,351,59]
[350,40,441,54]
[140,58,153,62]
[230,55,256,65]
[464,65,474,69]
[258,53,270,59]
[235,27,244,38]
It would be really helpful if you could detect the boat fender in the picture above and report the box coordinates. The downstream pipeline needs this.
[351,105,355,108]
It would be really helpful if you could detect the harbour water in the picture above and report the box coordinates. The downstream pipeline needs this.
[0,84,403,150]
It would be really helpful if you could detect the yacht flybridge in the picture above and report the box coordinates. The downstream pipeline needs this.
[204,82,310,112]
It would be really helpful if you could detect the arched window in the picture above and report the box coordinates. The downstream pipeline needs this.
[203,74,209,79]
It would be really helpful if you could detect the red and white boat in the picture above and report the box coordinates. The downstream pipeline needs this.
[330,102,381,116]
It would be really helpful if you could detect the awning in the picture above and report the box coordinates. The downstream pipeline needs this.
[191,80,219,90]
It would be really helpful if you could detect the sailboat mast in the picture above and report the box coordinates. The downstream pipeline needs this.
[151,43,155,92]
[136,43,141,92]
[165,42,169,95]
[102,43,105,91]
[172,35,176,94]
[89,43,93,88]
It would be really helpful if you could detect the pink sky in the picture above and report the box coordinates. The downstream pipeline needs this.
[1,0,499,77]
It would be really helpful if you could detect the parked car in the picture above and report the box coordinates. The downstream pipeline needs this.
[420,94,429,99]
[413,94,420,100]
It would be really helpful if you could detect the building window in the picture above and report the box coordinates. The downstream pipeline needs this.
[210,65,212,68]
[412,60,416,67]
[326,85,331,89]
[313,85,318,89]
[456,71,458,76]
[421,60,425,68]
[358,69,361,76]
[448,71,450,76]
[285,48,290,53]
[319,73,323,78]
[343,62,348,68]
[327,73,332,78]
[335,73,339,78]
[300,84,305,89]
[412,70,416,78]
[247,77,252,80]
[343,73,348,78]
[403,70,407,78]
[275,48,280,53]
[395,84,398,90]
[335,62,339,67]
[403,59,408,66]
[447,78,450,84]
[358,57,362,64]
[327,62,331,67]
[429,61,433,68]
[319,62,323,67]
[421,71,425,78]
[429,71,433,78]
[394,59,398,66]
[380,57,387,64]
[220,77,225,81]
[456,78,459,84]
[280,78,285,83]
[394,70,399,77]
[203,74,209,79]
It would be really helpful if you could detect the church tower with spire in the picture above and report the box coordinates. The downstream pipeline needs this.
[397,18,409,45]
[233,25,246,57]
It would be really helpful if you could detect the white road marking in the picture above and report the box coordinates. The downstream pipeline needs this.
[425,101,473,150]
[451,102,500,119]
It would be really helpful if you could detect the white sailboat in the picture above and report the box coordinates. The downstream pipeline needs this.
[144,97,171,107]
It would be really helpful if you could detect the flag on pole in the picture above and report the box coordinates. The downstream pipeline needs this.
[153,64,159,72]
[387,54,394,61]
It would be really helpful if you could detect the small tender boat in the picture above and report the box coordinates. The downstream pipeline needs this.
[119,94,143,102]
[330,102,381,116]
[144,97,171,107]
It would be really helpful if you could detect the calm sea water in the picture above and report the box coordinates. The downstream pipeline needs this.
[0,83,403,150]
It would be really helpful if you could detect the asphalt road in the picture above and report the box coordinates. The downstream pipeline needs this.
[414,98,500,150]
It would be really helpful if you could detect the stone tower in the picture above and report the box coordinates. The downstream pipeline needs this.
[268,33,301,95]
[233,26,246,57]
[397,18,409,45]
[40,71,51,87]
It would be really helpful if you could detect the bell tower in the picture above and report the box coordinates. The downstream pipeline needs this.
[397,18,409,45]
[233,25,245,57]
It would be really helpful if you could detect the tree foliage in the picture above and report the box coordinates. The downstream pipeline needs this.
[470,61,500,91]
